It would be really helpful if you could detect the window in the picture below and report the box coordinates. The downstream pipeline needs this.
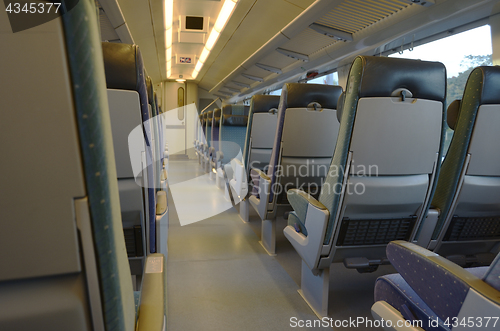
[306,72,339,85]
[390,25,492,156]
[268,89,282,96]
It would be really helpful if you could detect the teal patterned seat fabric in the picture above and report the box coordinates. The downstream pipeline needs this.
[62,0,136,329]
[429,66,500,260]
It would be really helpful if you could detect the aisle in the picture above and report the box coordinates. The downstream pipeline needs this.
[166,159,329,331]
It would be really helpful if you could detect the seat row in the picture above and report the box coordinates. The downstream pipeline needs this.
[102,42,170,276]
[194,55,500,322]
[0,1,166,329]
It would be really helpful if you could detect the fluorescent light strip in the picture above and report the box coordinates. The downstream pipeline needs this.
[164,0,174,78]
[192,0,238,79]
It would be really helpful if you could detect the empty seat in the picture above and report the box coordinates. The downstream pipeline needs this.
[249,83,342,255]
[202,110,214,171]
[421,66,500,265]
[372,241,500,331]
[216,105,250,194]
[102,42,167,256]
[243,95,280,173]
[209,108,222,178]
[284,56,446,317]
[230,95,280,221]
[0,0,165,329]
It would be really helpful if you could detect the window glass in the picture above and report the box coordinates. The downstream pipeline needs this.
[268,89,282,96]
[390,25,492,156]
[306,72,339,85]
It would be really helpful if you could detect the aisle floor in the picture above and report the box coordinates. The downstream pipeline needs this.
[166,158,393,330]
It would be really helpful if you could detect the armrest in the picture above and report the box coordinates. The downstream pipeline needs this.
[229,159,248,199]
[371,301,424,331]
[136,254,165,331]
[388,241,500,313]
[287,188,326,222]
[156,191,167,215]
[283,198,329,270]
[248,168,271,219]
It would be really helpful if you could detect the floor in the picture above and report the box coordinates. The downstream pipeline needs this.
[166,158,394,330]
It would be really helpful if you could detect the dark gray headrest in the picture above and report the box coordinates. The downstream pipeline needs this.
[102,42,145,91]
[222,104,250,116]
[284,83,343,109]
[213,108,221,127]
[250,95,280,114]
[447,99,461,130]
[336,92,346,123]
[222,115,248,126]
[357,56,446,102]
[473,66,500,104]
[146,76,153,105]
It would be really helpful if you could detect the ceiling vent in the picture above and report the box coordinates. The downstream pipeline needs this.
[178,15,209,44]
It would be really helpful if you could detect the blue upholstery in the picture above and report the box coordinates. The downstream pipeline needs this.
[62,0,135,328]
[375,274,446,330]
[375,241,500,331]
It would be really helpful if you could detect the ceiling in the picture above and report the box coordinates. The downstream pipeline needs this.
[98,0,500,102]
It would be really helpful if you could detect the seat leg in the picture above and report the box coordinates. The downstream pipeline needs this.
[298,261,329,319]
[260,218,276,256]
[239,199,249,223]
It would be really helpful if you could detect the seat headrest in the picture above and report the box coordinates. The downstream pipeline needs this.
[213,108,221,126]
[222,104,250,116]
[146,76,153,105]
[446,99,461,130]
[250,95,280,114]
[357,56,446,102]
[102,42,145,92]
[336,92,346,123]
[474,66,500,104]
[207,110,214,121]
[154,92,159,112]
[284,83,343,109]
[222,115,248,126]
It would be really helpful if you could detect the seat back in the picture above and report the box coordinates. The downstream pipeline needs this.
[102,42,158,254]
[211,108,222,164]
[266,83,342,206]
[206,110,214,149]
[219,105,250,165]
[431,66,500,259]
[0,0,136,329]
[146,76,163,191]
[243,95,280,175]
[316,56,446,267]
